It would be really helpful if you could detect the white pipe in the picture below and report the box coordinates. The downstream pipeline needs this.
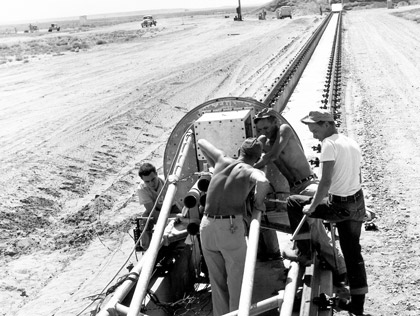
[279,262,300,316]
[238,210,261,316]
[127,131,194,316]
[97,256,145,316]
[224,290,285,316]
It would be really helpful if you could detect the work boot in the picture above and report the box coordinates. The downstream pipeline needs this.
[337,295,370,316]
[333,272,348,288]
[350,294,365,314]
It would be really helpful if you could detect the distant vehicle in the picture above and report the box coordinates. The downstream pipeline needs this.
[331,3,343,12]
[141,15,157,28]
[28,24,39,33]
[277,6,292,19]
[48,23,61,32]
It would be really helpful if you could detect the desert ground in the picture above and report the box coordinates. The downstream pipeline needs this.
[1,5,420,316]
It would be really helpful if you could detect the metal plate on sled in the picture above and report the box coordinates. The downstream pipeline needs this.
[195,108,254,160]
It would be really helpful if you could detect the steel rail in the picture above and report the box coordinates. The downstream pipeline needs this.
[256,11,344,316]
[260,13,333,112]
[297,12,343,316]
[330,12,343,124]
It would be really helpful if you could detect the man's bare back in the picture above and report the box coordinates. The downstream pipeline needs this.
[198,138,270,216]
[206,161,257,216]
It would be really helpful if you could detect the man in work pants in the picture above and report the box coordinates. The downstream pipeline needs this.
[287,110,368,316]
[198,137,270,316]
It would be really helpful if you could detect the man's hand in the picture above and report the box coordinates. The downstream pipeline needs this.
[257,134,268,144]
[253,154,267,170]
[303,204,316,215]
[167,174,179,184]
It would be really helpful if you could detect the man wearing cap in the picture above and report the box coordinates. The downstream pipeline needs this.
[198,137,270,316]
[253,108,346,278]
[287,110,368,316]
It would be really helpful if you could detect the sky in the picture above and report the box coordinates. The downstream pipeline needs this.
[0,0,269,24]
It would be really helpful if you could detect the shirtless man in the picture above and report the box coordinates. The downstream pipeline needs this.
[198,137,270,316]
[254,108,315,188]
[253,108,346,279]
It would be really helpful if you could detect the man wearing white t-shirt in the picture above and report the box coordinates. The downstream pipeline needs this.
[287,110,369,316]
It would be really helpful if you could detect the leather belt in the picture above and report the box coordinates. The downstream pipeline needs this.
[329,189,363,203]
[204,213,236,219]
[291,174,317,187]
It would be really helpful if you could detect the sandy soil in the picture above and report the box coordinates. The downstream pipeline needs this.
[338,6,420,316]
[1,5,420,316]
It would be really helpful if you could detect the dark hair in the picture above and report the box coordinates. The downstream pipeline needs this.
[138,163,157,178]
[254,115,277,124]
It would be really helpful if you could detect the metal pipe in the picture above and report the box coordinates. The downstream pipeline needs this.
[279,262,300,316]
[184,180,202,208]
[127,130,194,316]
[115,302,129,315]
[97,256,145,316]
[197,172,211,192]
[184,172,212,208]
[238,210,261,316]
[224,290,285,316]
[291,215,307,240]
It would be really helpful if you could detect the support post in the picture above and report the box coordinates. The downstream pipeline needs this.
[238,210,261,316]
[279,262,300,316]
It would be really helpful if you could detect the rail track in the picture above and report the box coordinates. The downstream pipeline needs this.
[95,10,345,316]
[255,10,344,316]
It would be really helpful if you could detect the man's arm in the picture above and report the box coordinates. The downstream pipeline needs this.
[197,139,225,168]
[250,169,270,212]
[137,189,154,217]
[254,124,292,168]
[303,160,334,214]
[142,202,154,216]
